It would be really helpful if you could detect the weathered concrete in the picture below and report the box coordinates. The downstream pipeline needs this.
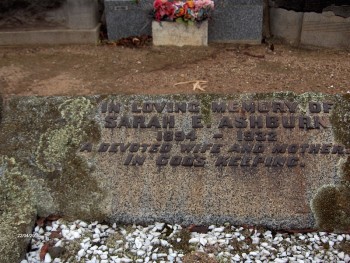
[0,0,100,45]
[300,11,350,49]
[0,25,100,45]
[65,0,99,29]
[152,21,208,46]
[270,7,304,45]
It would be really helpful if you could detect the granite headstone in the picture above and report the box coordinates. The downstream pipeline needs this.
[104,0,263,43]
[104,0,153,40]
[208,0,263,43]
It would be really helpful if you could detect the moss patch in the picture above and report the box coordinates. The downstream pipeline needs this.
[0,156,36,263]
[36,97,97,173]
[34,97,104,221]
[0,96,3,124]
[169,229,193,254]
[311,95,350,232]
[330,94,350,148]
[183,251,218,263]
[198,94,220,124]
[0,96,104,220]
[311,185,350,231]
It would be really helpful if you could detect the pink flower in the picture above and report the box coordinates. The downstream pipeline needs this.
[194,0,214,11]
[153,0,175,21]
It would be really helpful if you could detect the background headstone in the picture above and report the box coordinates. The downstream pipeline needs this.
[104,0,263,43]
[65,0,99,29]
[208,0,263,43]
[104,0,153,40]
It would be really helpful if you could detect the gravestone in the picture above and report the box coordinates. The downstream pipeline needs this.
[65,0,99,29]
[104,0,153,40]
[104,0,263,43]
[1,93,349,262]
[208,0,263,43]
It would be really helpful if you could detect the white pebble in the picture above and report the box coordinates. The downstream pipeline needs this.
[213,227,225,232]
[78,249,85,257]
[338,252,345,259]
[121,258,132,263]
[155,223,165,230]
[54,240,63,247]
[232,254,240,261]
[160,240,170,247]
[189,238,199,244]
[44,253,52,263]
[137,250,146,256]
[337,235,344,242]
[200,237,207,246]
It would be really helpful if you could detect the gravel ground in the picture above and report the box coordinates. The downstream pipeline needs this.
[21,219,350,263]
[1,44,350,97]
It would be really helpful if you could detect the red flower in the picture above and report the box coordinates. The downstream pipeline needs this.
[154,0,175,21]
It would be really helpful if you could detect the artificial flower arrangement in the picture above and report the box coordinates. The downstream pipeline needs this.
[153,0,214,24]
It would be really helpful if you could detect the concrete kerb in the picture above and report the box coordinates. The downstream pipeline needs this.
[0,24,101,46]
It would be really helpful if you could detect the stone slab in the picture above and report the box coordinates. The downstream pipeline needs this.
[208,0,263,43]
[152,21,208,46]
[0,93,349,233]
[0,25,100,45]
[104,0,263,43]
[65,0,99,29]
[104,0,153,40]
[301,11,350,49]
[270,7,304,45]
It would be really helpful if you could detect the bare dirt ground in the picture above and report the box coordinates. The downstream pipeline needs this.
[0,43,349,97]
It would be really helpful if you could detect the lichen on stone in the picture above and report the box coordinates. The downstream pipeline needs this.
[198,94,220,124]
[311,95,350,232]
[311,184,350,231]
[0,156,36,263]
[36,97,95,173]
[0,96,3,124]
[33,97,105,221]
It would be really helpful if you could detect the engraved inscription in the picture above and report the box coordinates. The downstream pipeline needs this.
[79,100,349,169]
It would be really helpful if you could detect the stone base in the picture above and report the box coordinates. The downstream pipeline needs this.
[270,8,303,45]
[0,24,100,46]
[301,11,350,49]
[152,21,208,47]
[270,7,350,49]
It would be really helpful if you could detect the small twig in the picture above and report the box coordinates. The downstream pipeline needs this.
[174,80,208,91]
[243,51,265,59]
